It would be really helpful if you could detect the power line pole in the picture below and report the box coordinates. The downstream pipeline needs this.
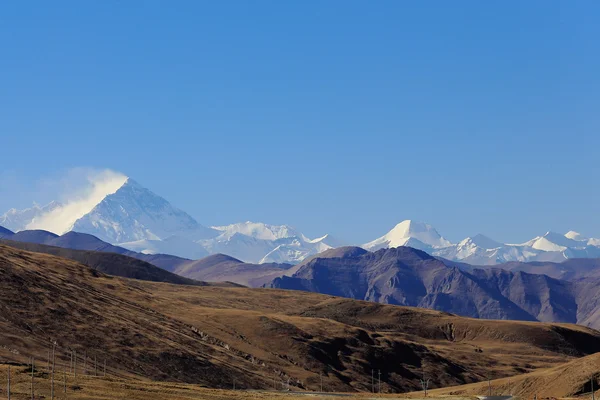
[64,366,67,394]
[488,375,492,397]
[378,369,381,393]
[371,369,374,393]
[7,365,10,400]
[31,358,34,400]
[320,372,323,392]
[421,377,431,397]
[51,342,56,400]
[592,374,595,400]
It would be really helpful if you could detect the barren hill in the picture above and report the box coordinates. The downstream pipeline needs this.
[1,243,600,393]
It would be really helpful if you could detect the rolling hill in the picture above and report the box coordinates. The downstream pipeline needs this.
[1,243,600,393]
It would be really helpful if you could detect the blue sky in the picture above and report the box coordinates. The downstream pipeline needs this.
[1,1,598,244]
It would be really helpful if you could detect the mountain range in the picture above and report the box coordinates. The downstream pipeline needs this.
[270,246,600,329]
[2,176,599,265]
[363,220,600,265]
[4,220,600,330]
[0,178,338,264]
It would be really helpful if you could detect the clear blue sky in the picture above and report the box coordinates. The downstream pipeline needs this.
[1,1,598,244]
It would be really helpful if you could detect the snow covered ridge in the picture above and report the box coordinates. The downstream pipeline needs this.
[0,178,339,264]
[362,220,600,265]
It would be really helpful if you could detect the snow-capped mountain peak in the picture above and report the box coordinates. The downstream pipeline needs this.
[71,178,218,244]
[211,221,300,241]
[565,230,587,241]
[202,221,339,264]
[458,234,502,250]
[363,220,452,251]
[529,231,585,252]
[0,201,63,232]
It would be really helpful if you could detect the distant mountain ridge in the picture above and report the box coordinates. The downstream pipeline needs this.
[269,246,600,329]
[364,220,600,265]
[3,176,600,265]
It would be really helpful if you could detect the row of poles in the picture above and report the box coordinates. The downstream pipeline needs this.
[4,342,108,400]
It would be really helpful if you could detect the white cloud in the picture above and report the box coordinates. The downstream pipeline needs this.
[26,168,128,234]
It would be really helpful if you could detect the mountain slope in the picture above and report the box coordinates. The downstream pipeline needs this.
[2,244,600,393]
[428,352,600,399]
[269,246,600,329]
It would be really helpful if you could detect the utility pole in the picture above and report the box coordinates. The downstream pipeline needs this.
[104,359,106,377]
[421,377,431,397]
[592,374,595,400]
[372,369,374,393]
[320,372,323,392]
[95,355,97,377]
[488,375,492,397]
[7,365,11,400]
[74,350,77,380]
[31,358,34,400]
[51,342,56,400]
[64,366,67,393]
[378,369,381,393]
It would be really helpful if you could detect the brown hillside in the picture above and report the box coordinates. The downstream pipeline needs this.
[427,351,600,399]
[1,243,600,393]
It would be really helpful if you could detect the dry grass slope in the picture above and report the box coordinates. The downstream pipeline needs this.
[1,243,600,394]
